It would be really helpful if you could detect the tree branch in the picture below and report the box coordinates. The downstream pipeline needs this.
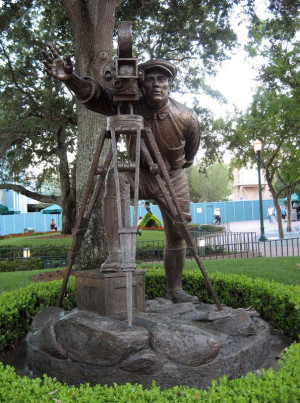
[0,183,61,204]
[275,178,300,198]
[265,137,285,171]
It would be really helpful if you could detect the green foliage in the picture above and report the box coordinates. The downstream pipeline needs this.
[0,258,43,272]
[197,224,225,232]
[226,8,300,239]
[0,278,75,351]
[145,268,300,338]
[118,0,238,73]
[0,268,298,351]
[139,212,162,228]
[0,344,299,402]
[187,162,232,202]
[0,245,69,258]
[0,267,299,400]
[0,286,299,400]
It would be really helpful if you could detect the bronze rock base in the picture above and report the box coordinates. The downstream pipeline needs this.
[26,300,271,390]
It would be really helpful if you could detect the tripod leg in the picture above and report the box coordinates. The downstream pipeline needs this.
[57,130,111,307]
[101,193,122,271]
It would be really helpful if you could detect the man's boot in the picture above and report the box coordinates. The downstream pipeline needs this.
[101,196,122,272]
[164,246,199,304]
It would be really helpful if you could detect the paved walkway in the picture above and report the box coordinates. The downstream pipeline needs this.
[228,220,300,240]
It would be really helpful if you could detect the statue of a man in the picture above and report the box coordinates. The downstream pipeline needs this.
[43,46,200,303]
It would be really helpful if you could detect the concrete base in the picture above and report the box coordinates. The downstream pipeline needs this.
[75,270,145,317]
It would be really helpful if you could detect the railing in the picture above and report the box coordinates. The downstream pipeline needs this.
[0,236,299,268]
[192,231,257,246]
[0,246,69,269]
[137,238,300,263]
[258,238,300,258]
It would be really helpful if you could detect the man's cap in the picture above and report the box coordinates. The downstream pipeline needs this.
[138,59,177,79]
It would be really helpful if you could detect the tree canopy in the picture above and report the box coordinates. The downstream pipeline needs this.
[187,162,232,202]
[226,4,299,238]
[0,0,298,247]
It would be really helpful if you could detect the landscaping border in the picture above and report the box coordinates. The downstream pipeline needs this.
[0,271,299,401]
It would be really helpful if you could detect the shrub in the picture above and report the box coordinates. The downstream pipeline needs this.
[0,271,299,401]
[197,224,225,232]
[139,212,162,228]
[0,270,298,352]
[0,279,75,351]
[0,246,69,258]
[0,258,43,272]
[0,343,299,402]
[145,269,300,339]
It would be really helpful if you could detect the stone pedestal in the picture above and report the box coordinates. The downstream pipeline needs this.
[75,270,145,317]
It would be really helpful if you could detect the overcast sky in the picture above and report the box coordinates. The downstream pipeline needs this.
[174,0,271,119]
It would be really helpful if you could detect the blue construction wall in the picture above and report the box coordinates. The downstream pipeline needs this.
[0,199,275,235]
[135,199,274,226]
[0,212,61,236]
[2,189,28,213]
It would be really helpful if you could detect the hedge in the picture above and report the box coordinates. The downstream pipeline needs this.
[0,258,43,272]
[146,269,300,339]
[0,342,299,402]
[0,271,299,401]
[0,278,76,351]
[0,270,299,352]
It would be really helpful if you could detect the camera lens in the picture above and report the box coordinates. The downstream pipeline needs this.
[104,71,112,80]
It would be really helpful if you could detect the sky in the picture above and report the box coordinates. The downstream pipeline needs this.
[173,0,271,119]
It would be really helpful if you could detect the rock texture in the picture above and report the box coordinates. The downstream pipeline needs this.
[26,300,271,389]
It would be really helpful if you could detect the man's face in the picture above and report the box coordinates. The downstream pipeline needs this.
[141,69,171,107]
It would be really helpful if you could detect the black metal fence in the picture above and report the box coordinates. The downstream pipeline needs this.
[0,246,69,269]
[0,235,299,268]
[137,237,300,263]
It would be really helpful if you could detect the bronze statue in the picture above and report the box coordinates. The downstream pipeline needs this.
[42,45,201,304]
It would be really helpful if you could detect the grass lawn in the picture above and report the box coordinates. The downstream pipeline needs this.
[0,232,72,248]
[141,256,300,286]
[137,230,165,242]
[1,256,299,294]
[0,268,64,294]
[0,230,166,248]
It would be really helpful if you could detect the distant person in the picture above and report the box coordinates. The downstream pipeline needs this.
[272,206,277,222]
[267,205,274,223]
[213,208,221,225]
[281,206,287,221]
[49,219,57,231]
[138,216,143,226]
[144,201,152,214]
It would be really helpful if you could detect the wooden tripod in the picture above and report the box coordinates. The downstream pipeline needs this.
[57,113,222,313]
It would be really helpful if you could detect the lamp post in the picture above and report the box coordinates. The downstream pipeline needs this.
[253,139,267,241]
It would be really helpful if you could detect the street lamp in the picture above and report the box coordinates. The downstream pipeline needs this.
[253,139,267,241]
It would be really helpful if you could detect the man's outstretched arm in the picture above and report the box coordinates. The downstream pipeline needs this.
[42,43,92,100]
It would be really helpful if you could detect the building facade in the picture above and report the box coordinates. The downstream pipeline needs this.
[230,167,272,201]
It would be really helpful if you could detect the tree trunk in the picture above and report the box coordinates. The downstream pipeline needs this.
[273,196,284,239]
[75,105,108,268]
[287,192,292,232]
[62,0,120,269]
[56,127,76,234]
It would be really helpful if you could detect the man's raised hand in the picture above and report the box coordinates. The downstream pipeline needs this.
[42,43,73,82]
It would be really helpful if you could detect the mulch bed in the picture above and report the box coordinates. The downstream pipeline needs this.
[33,269,70,282]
